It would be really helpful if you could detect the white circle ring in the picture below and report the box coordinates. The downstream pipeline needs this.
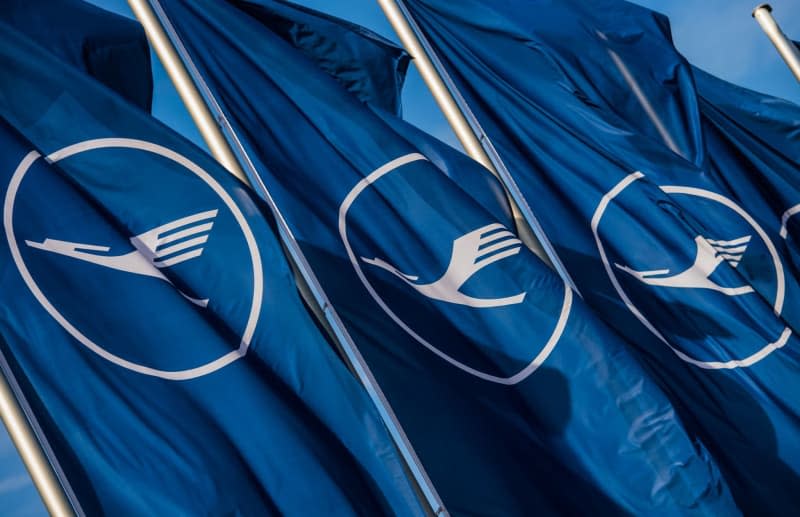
[338,153,572,385]
[4,138,263,381]
[591,171,790,370]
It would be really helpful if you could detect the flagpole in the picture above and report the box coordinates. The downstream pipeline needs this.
[0,353,76,516]
[127,0,246,181]
[753,4,800,83]
[129,1,446,514]
[376,0,579,294]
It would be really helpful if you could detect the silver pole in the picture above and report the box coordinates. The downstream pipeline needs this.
[0,356,76,517]
[377,0,579,294]
[130,1,446,514]
[127,0,247,181]
[753,4,800,83]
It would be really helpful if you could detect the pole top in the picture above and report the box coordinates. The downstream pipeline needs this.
[752,3,772,17]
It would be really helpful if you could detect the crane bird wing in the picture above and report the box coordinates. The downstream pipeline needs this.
[450,223,523,278]
[131,209,218,268]
[706,235,751,268]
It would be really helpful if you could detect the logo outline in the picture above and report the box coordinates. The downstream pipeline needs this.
[592,171,790,369]
[339,153,572,385]
[5,139,263,381]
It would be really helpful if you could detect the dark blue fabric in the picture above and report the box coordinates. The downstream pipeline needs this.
[0,24,424,516]
[157,0,738,514]
[0,0,153,112]
[694,67,800,255]
[231,0,409,115]
[404,0,701,166]
[402,0,800,514]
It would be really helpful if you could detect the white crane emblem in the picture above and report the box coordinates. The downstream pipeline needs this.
[615,235,754,296]
[24,210,218,307]
[361,223,527,308]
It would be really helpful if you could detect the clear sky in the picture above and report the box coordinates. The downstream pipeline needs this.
[2,0,799,513]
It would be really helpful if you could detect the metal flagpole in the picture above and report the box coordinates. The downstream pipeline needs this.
[129,1,446,514]
[376,0,579,294]
[0,352,77,516]
[753,4,800,83]
[127,0,246,181]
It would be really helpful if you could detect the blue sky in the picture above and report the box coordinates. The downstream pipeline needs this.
[2,0,799,513]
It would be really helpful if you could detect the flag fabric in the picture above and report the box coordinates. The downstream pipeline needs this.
[229,0,409,116]
[448,0,703,166]
[0,0,153,112]
[0,23,425,516]
[693,66,800,261]
[155,0,739,514]
[400,0,800,513]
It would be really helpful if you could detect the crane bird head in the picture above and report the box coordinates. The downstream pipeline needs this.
[360,256,419,283]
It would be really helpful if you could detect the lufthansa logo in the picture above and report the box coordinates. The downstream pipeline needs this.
[592,171,790,369]
[4,139,263,380]
[338,153,571,385]
[361,222,527,308]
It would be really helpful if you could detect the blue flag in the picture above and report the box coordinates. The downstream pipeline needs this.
[156,0,739,514]
[401,0,800,513]
[0,23,425,515]
[694,67,800,266]
[0,0,153,112]
[457,0,703,166]
[229,0,409,116]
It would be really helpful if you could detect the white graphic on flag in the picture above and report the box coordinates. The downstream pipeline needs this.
[362,223,526,308]
[593,173,789,369]
[25,209,218,307]
[615,234,754,296]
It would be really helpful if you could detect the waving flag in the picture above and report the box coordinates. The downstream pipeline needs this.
[452,0,703,165]
[230,0,409,116]
[694,67,800,263]
[401,0,800,512]
[154,0,739,514]
[0,23,425,515]
[0,0,153,111]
